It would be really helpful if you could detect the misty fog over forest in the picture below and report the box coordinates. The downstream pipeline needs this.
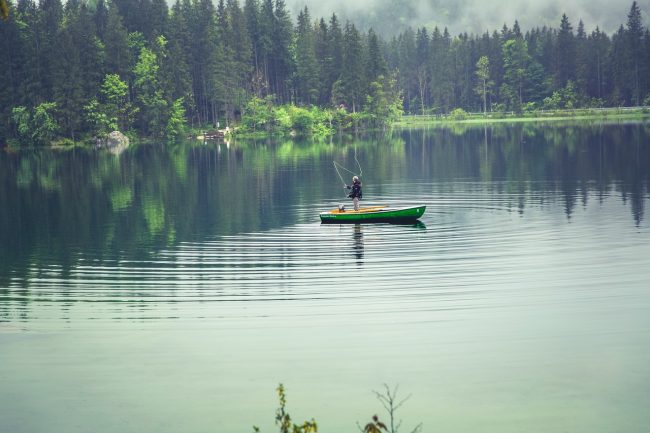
[285,0,650,36]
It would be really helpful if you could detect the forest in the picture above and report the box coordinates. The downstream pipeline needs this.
[0,0,649,144]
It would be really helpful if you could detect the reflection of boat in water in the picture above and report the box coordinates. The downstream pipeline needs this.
[352,224,364,263]
[320,205,426,224]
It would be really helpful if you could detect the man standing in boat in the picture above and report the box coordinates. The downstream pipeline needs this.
[346,176,363,211]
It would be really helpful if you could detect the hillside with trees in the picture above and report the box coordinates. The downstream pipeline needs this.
[0,0,649,144]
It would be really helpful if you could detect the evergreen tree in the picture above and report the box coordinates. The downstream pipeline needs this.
[295,7,319,105]
[338,22,364,112]
[314,18,329,105]
[610,25,627,105]
[94,0,108,39]
[103,1,130,79]
[555,13,576,89]
[163,0,193,106]
[0,4,23,138]
[587,27,610,102]
[323,13,343,105]
[244,0,261,79]
[574,20,589,100]
[365,28,387,84]
[501,37,533,111]
[149,0,169,40]
[52,0,102,139]
[220,0,253,122]
[414,27,429,113]
[429,27,454,113]
[186,0,225,126]
[4,0,650,140]
[625,1,644,105]
[270,0,294,102]
[36,0,64,102]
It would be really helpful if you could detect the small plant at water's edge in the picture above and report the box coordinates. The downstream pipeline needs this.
[253,384,317,433]
[358,384,422,433]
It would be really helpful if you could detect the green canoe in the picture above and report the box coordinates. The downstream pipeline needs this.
[320,205,426,224]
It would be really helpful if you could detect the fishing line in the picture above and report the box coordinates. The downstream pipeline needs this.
[333,161,348,187]
[333,150,364,197]
[354,146,363,179]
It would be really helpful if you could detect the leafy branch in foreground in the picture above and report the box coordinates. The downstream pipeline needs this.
[254,384,317,433]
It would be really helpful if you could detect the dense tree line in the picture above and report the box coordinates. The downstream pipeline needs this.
[0,0,648,144]
[389,2,650,114]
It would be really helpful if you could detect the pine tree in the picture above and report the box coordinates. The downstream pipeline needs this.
[36,0,64,102]
[52,1,102,139]
[501,37,532,111]
[149,0,168,40]
[555,13,576,89]
[339,22,364,112]
[162,1,193,115]
[385,28,414,113]
[429,27,454,113]
[94,0,108,39]
[244,0,261,78]
[227,0,252,84]
[295,7,319,105]
[574,19,589,100]
[324,13,343,105]
[314,18,329,105]
[587,27,610,102]
[271,0,294,102]
[365,28,387,84]
[0,4,23,139]
[186,0,225,126]
[610,25,627,105]
[625,1,644,105]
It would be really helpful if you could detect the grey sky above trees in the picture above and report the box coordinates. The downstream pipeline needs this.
[284,0,650,35]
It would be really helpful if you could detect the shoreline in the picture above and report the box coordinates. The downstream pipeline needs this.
[395,107,650,127]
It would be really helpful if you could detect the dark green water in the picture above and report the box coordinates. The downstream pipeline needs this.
[1,122,649,433]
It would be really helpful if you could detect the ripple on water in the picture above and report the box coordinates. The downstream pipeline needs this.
[2,185,648,327]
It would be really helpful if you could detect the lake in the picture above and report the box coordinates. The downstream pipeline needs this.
[1,122,649,433]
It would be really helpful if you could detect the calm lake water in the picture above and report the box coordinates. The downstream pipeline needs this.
[1,122,649,433]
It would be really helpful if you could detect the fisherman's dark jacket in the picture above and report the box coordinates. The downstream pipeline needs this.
[347,181,362,199]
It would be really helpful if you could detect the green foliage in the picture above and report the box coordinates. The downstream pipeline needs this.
[543,81,579,110]
[449,108,468,120]
[254,384,317,433]
[133,46,167,137]
[84,99,116,136]
[241,96,275,133]
[85,74,137,137]
[240,93,400,136]
[475,56,492,113]
[32,103,60,145]
[273,106,292,133]
[12,103,60,146]
[364,75,403,129]
[166,98,187,142]
[11,107,30,142]
[288,106,314,135]
[3,0,650,142]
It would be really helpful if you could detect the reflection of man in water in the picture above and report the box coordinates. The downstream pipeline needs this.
[353,224,364,264]
[346,176,362,211]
